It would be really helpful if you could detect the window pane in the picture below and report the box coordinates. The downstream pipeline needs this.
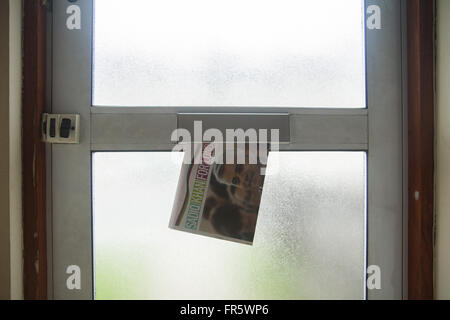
[93,0,366,108]
[93,152,366,299]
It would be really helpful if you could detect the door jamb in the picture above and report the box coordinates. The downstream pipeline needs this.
[22,0,48,300]
[406,0,435,300]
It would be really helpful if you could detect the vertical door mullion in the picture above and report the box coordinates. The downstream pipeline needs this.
[52,0,93,299]
[366,0,404,299]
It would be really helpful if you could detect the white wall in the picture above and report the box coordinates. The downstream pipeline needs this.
[9,0,23,300]
[435,0,450,300]
[0,0,23,300]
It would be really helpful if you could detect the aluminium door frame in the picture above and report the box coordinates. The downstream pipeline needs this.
[46,0,405,300]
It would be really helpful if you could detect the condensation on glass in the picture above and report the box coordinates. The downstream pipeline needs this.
[92,0,366,108]
[93,152,367,299]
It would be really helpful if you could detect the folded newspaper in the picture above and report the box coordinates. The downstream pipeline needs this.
[169,143,267,245]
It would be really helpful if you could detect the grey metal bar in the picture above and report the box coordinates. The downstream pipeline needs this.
[366,0,404,300]
[51,0,93,300]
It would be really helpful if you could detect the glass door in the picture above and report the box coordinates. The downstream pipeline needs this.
[48,0,404,299]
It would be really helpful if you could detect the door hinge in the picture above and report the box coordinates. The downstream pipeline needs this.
[42,113,80,144]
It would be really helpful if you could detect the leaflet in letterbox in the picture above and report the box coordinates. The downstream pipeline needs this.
[169,144,267,245]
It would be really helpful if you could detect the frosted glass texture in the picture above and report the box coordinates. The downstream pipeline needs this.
[93,0,366,107]
[93,152,366,299]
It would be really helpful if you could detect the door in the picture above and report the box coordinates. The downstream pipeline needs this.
[48,0,404,299]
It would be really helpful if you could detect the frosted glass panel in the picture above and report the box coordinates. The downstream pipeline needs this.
[93,0,366,108]
[93,152,366,299]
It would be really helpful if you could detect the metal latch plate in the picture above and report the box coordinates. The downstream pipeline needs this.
[42,113,80,144]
